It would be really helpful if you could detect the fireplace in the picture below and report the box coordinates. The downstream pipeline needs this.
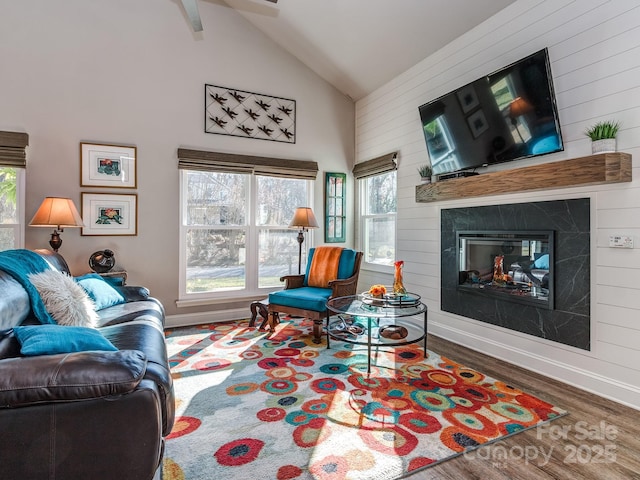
[457,230,554,310]
[441,199,590,350]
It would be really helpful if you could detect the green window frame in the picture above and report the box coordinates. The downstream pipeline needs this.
[325,172,346,243]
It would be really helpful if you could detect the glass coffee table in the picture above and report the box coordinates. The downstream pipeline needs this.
[326,292,427,373]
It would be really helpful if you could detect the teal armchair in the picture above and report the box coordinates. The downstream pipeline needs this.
[268,247,363,343]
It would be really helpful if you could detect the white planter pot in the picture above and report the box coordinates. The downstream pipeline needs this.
[421,176,432,184]
[591,138,617,154]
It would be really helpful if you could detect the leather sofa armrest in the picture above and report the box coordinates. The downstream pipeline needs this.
[114,285,151,302]
[280,274,305,289]
[34,248,71,275]
[0,350,146,408]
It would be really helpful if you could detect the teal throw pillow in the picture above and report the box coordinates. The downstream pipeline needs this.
[75,273,126,310]
[13,325,118,356]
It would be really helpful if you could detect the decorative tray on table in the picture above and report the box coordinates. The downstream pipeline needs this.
[361,290,421,307]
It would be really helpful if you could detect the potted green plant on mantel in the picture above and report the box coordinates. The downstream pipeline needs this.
[585,120,620,154]
[418,164,433,183]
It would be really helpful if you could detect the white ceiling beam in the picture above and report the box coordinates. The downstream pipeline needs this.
[181,0,203,32]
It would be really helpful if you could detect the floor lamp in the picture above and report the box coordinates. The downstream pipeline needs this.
[289,207,319,274]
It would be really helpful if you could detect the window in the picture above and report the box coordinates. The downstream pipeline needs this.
[0,167,25,251]
[256,175,310,288]
[353,152,398,269]
[0,131,28,251]
[491,75,532,143]
[179,170,313,300]
[359,170,397,266]
[490,76,515,111]
[424,116,458,174]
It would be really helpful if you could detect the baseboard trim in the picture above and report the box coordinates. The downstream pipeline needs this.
[165,308,249,329]
[430,321,640,411]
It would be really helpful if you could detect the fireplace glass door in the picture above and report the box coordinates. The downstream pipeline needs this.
[456,230,554,309]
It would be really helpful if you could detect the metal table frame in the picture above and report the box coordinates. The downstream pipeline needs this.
[325,293,428,373]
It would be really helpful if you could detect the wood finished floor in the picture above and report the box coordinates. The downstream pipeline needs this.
[405,334,640,480]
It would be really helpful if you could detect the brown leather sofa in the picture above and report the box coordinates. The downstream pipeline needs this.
[0,250,174,480]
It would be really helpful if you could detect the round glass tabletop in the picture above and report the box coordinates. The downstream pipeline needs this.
[327,293,427,318]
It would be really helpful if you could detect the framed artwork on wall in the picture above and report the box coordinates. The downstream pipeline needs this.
[80,142,137,188]
[204,84,296,144]
[81,193,138,236]
[324,172,346,243]
[467,109,489,138]
[456,84,479,114]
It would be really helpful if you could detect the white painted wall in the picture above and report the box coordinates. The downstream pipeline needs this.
[0,0,355,318]
[355,0,640,409]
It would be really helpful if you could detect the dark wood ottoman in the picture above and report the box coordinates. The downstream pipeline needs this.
[249,298,279,330]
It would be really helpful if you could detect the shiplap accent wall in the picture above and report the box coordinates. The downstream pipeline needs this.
[355,0,640,409]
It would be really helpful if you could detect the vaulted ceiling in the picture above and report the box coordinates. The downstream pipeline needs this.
[213,0,515,101]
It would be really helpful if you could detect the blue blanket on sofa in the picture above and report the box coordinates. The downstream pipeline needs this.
[0,249,54,324]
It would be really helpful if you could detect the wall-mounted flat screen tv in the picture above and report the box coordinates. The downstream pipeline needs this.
[418,48,563,177]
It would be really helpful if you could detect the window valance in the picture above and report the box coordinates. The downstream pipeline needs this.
[0,131,28,168]
[177,148,318,180]
[352,152,397,179]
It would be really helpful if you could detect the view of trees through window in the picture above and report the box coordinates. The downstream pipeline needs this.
[256,176,309,288]
[361,170,396,265]
[183,171,310,294]
[0,167,18,251]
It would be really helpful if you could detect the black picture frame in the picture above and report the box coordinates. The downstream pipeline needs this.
[467,109,489,138]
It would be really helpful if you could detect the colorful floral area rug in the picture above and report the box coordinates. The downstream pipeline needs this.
[163,319,566,480]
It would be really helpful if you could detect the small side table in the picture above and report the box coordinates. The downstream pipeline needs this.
[326,293,427,373]
[97,270,128,286]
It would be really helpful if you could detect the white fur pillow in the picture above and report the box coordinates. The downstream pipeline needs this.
[28,270,99,328]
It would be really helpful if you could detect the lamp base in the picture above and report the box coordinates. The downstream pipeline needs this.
[49,230,62,252]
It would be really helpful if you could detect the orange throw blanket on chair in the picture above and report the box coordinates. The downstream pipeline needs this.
[307,246,344,288]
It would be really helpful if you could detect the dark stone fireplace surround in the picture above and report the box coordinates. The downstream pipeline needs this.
[441,198,591,350]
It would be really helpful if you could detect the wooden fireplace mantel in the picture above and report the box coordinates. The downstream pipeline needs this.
[415,152,632,203]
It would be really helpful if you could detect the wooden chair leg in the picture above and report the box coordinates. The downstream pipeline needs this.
[312,319,323,343]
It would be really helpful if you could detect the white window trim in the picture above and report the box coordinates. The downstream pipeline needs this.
[0,168,25,249]
[356,173,396,274]
[178,170,315,305]
[16,167,25,247]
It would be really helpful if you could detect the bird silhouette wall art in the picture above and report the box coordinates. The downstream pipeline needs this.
[205,84,296,143]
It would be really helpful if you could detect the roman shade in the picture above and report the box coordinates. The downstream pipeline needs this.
[352,151,397,179]
[177,148,318,180]
[0,131,28,168]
